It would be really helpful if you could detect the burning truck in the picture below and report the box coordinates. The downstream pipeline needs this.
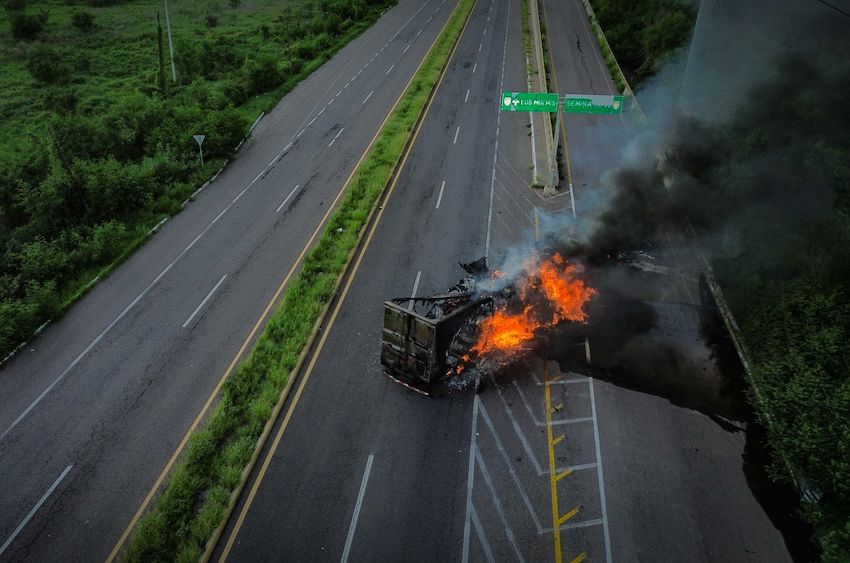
[379,254,597,395]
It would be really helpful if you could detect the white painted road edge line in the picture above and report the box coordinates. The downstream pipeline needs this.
[340,453,375,563]
[589,378,613,563]
[0,134,280,440]
[362,90,374,105]
[461,395,481,563]
[182,275,227,329]
[453,126,461,144]
[486,0,510,257]
[470,504,497,563]
[410,271,422,300]
[0,464,73,558]
[276,184,300,214]
[435,180,446,209]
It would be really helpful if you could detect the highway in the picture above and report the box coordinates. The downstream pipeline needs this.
[0,0,796,560]
[212,0,793,562]
[0,1,458,560]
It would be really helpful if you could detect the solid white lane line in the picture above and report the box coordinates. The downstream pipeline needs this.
[475,449,526,562]
[403,44,410,54]
[472,62,478,74]
[276,184,301,213]
[589,378,613,563]
[386,64,395,75]
[296,129,305,138]
[182,275,227,328]
[486,0,510,258]
[465,88,470,102]
[435,180,446,209]
[410,271,421,300]
[461,395,480,563]
[471,505,496,563]
[309,116,318,126]
[362,90,373,104]
[340,453,374,563]
[318,107,325,116]
[0,464,72,558]
[478,399,543,533]
[0,0,440,442]
[453,126,461,144]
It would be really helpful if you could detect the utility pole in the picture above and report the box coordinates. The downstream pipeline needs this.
[156,12,166,93]
[163,0,177,82]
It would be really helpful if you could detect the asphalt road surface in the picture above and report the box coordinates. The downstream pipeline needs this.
[213,0,793,562]
[0,1,458,560]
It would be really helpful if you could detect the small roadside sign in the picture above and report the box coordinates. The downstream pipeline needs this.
[500,91,559,112]
[193,134,206,165]
[562,94,624,114]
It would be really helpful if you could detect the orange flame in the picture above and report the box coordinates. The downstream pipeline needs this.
[471,253,595,357]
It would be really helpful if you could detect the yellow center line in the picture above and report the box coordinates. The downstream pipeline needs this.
[105,6,454,560]
[544,364,563,563]
[216,2,478,560]
[557,506,580,526]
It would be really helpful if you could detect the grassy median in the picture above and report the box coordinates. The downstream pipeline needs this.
[122,0,475,560]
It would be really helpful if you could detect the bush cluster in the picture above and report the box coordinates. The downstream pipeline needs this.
[590,0,695,85]
[0,0,398,361]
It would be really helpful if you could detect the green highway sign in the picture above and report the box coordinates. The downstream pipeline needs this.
[501,91,559,112]
[563,94,624,114]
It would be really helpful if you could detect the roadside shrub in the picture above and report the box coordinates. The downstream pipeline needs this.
[9,8,48,41]
[71,10,94,32]
[27,45,73,84]
[0,298,39,354]
[42,87,78,114]
[3,0,27,12]
[201,109,248,158]
[205,14,218,27]
[243,55,281,95]
[227,0,240,7]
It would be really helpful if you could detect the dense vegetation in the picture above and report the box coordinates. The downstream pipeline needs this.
[123,0,475,558]
[589,0,695,85]
[589,1,849,559]
[708,54,850,559]
[0,0,394,361]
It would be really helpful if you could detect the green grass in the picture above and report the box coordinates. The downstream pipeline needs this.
[121,0,475,559]
[0,0,396,360]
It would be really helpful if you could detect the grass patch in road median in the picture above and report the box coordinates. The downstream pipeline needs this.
[122,0,476,560]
